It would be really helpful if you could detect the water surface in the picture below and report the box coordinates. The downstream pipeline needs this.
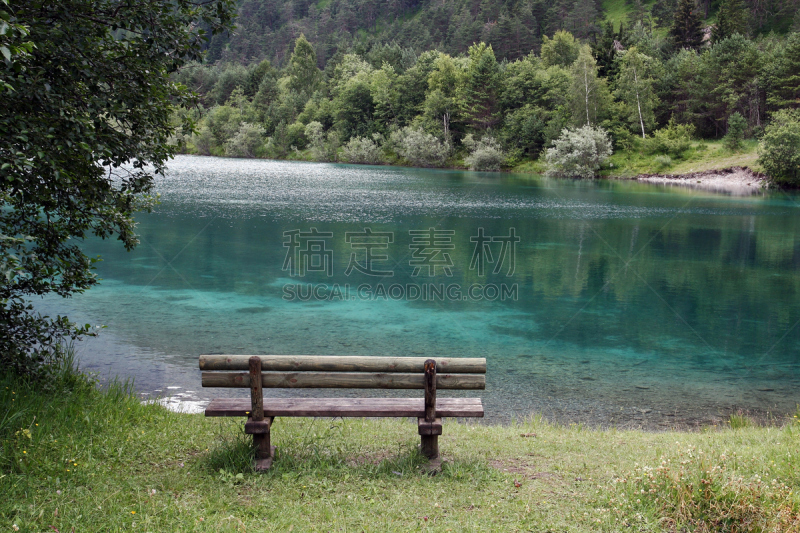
[44,156,800,427]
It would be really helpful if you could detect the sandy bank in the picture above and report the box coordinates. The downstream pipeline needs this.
[633,166,768,195]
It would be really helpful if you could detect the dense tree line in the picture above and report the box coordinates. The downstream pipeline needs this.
[175,17,800,176]
[204,0,800,67]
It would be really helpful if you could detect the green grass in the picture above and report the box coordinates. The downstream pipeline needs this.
[603,138,762,177]
[2,366,799,531]
[601,0,659,31]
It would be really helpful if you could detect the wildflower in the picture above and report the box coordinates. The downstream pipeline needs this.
[131,511,136,514]
[22,451,26,454]
[56,490,62,495]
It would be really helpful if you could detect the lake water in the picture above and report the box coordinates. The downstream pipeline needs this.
[42,155,800,428]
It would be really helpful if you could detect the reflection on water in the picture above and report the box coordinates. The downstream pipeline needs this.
[41,156,800,428]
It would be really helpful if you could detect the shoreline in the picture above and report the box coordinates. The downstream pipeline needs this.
[628,166,769,195]
[176,153,778,195]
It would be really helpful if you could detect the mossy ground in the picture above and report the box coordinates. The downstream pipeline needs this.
[2,368,799,532]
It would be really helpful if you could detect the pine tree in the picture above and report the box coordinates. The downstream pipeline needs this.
[712,0,748,43]
[464,43,502,131]
[288,34,322,95]
[669,0,705,50]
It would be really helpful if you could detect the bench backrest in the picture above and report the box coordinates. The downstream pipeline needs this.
[199,355,486,390]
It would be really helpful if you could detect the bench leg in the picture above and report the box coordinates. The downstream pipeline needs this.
[418,417,442,459]
[245,416,275,471]
[420,435,439,459]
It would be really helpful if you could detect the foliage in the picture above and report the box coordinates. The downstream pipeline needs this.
[570,45,604,127]
[287,34,322,96]
[545,125,613,178]
[614,47,660,138]
[462,134,506,171]
[540,30,581,68]
[654,154,673,169]
[765,32,800,112]
[724,112,747,150]
[224,123,266,158]
[0,0,235,374]
[341,135,384,165]
[713,0,748,42]
[304,121,339,162]
[646,118,696,156]
[173,25,799,181]
[758,109,800,185]
[669,0,705,50]
[389,127,451,167]
[464,43,502,131]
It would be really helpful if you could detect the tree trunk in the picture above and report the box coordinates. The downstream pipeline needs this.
[633,64,645,139]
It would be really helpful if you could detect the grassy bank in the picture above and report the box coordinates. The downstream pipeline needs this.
[2,368,799,532]
[602,139,762,178]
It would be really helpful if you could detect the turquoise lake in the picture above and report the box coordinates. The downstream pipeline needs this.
[44,155,800,428]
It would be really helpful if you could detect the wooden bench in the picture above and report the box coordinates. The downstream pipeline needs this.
[199,355,486,470]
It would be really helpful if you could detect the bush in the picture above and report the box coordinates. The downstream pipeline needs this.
[654,154,673,170]
[341,135,384,164]
[646,118,695,157]
[758,110,800,185]
[286,122,308,150]
[463,134,506,171]
[389,127,451,168]
[192,125,215,156]
[304,121,339,162]
[545,125,613,178]
[724,112,747,151]
[224,122,266,158]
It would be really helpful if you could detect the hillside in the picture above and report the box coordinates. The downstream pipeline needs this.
[206,0,799,67]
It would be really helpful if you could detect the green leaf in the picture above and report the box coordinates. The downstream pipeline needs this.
[0,46,10,61]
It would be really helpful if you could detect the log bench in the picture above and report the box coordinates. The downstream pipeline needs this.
[199,355,486,470]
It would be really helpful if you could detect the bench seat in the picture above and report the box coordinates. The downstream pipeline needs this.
[205,397,484,418]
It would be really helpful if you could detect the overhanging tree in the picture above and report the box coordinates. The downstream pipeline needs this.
[0,0,235,374]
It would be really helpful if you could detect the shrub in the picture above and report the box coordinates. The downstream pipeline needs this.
[304,121,340,162]
[224,122,266,158]
[389,127,451,168]
[463,134,506,171]
[287,122,308,150]
[646,118,695,157]
[545,125,613,178]
[192,125,215,156]
[654,154,673,170]
[758,109,800,185]
[341,135,384,164]
[724,112,747,151]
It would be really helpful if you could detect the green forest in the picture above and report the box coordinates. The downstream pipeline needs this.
[172,0,800,180]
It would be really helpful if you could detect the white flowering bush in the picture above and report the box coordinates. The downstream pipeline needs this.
[341,134,384,164]
[224,122,266,158]
[545,125,612,178]
[463,134,506,171]
[389,127,450,167]
[304,121,339,162]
